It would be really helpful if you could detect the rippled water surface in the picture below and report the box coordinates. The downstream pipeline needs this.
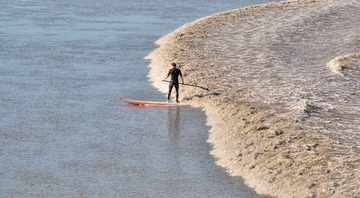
[0,0,282,197]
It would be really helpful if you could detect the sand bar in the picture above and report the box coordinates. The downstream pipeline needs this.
[146,0,360,197]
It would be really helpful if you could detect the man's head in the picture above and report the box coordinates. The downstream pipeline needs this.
[171,63,176,67]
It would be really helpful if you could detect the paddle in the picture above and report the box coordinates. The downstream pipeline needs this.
[162,80,209,91]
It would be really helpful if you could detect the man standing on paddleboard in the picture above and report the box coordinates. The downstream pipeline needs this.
[164,63,184,103]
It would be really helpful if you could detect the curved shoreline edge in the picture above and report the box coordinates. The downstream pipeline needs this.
[146,0,360,197]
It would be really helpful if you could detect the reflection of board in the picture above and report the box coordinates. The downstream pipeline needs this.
[119,98,179,106]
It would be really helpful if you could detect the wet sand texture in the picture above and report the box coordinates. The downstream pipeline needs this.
[146,0,360,197]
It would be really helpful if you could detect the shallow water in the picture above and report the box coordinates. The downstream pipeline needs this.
[0,0,281,197]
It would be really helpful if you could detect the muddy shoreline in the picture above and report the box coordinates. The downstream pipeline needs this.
[146,0,360,197]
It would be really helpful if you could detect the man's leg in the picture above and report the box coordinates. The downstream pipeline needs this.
[175,83,179,102]
[168,82,174,101]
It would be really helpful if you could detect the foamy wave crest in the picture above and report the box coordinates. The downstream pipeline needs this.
[147,0,360,197]
[328,53,360,77]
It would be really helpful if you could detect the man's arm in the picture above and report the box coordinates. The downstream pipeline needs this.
[163,70,170,81]
[179,70,184,84]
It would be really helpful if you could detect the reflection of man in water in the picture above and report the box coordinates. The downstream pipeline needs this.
[168,107,180,141]
[164,63,184,103]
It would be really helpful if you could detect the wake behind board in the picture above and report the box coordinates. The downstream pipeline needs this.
[119,98,179,106]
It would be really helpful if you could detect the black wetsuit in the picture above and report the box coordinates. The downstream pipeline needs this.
[167,67,182,101]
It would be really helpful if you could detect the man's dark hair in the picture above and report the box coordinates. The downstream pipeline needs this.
[171,63,176,67]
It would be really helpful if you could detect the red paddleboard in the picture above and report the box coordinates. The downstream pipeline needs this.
[119,98,179,106]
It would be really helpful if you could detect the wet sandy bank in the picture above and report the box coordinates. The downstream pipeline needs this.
[146,0,360,197]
